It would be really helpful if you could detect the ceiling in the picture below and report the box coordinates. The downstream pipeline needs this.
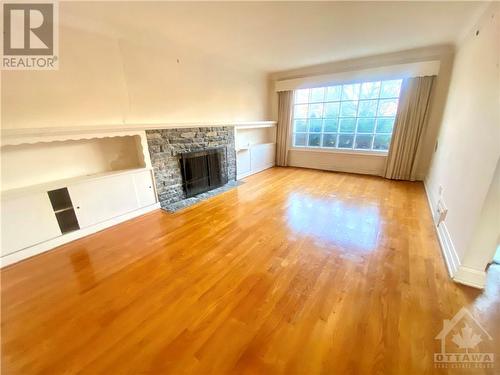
[62,1,487,73]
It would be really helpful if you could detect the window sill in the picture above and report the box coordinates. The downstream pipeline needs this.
[288,147,388,157]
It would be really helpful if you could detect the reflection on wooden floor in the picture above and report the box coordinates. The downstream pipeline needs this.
[1,167,499,374]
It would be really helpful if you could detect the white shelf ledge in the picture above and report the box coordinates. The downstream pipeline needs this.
[1,167,152,200]
[235,122,277,130]
[253,142,276,146]
[236,142,276,152]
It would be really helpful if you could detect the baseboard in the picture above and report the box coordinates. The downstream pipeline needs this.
[423,181,486,290]
[237,170,253,179]
[423,180,460,277]
[0,203,161,268]
[287,162,383,176]
[237,163,274,180]
[453,266,487,289]
[436,221,460,277]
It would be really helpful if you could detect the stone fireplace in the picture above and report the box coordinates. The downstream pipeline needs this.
[146,126,236,208]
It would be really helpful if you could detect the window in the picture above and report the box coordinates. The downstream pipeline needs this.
[292,79,402,151]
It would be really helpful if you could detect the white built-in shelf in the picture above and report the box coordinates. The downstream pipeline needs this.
[2,133,151,195]
[1,126,160,267]
[235,123,276,180]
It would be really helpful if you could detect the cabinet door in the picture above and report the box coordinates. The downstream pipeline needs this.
[262,143,276,166]
[133,170,157,207]
[68,174,139,228]
[1,192,62,256]
[251,144,275,172]
[236,149,251,178]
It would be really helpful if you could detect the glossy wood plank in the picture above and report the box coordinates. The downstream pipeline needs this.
[1,167,499,374]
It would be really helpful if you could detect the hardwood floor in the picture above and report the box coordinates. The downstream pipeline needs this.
[1,167,499,374]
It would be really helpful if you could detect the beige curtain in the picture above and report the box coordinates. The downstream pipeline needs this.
[276,91,293,166]
[384,76,435,181]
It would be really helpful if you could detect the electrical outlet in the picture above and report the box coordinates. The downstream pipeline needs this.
[435,199,448,227]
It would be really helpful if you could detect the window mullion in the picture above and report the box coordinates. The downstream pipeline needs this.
[292,80,400,151]
[353,100,360,150]
[373,89,383,151]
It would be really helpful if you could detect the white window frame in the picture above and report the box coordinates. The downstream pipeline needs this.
[290,80,402,154]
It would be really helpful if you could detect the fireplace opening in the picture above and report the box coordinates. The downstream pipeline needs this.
[180,147,228,198]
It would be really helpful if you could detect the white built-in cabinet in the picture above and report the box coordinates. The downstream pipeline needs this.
[1,132,159,267]
[1,169,158,261]
[1,192,62,257]
[133,170,158,208]
[235,123,276,179]
[69,170,155,228]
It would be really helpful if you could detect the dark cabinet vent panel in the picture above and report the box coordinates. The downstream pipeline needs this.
[48,188,80,234]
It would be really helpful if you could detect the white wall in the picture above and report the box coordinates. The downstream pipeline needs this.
[463,159,500,271]
[288,150,387,176]
[270,45,455,179]
[425,3,499,287]
[0,5,270,130]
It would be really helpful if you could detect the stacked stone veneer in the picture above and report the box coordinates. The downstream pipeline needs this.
[146,126,236,207]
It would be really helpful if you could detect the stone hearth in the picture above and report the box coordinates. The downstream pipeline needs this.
[146,127,236,208]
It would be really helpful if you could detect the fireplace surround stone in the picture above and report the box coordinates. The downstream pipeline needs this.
[146,126,236,208]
